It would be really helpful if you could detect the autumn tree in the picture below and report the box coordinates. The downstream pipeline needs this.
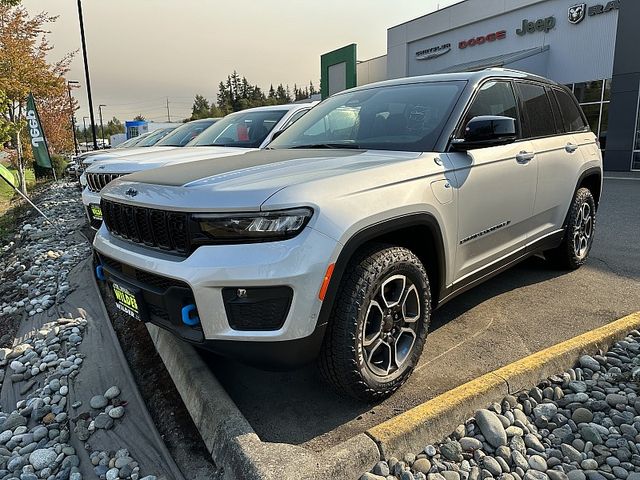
[0,4,75,193]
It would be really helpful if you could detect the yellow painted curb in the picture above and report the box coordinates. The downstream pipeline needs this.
[367,311,640,459]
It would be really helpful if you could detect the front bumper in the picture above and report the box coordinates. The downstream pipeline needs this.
[93,225,341,366]
[82,188,103,229]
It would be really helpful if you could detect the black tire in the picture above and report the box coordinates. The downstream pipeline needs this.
[546,187,596,270]
[318,244,431,402]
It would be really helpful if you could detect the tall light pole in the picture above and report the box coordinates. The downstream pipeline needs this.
[82,117,89,150]
[98,104,106,148]
[76,0,98,150]
[67,80,80,156]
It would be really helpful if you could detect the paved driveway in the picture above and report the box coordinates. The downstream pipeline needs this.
[206,178,640,453]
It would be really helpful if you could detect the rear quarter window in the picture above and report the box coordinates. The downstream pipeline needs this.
[554,88,589,133]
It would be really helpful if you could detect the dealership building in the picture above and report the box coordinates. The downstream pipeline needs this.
[321,0,640,172]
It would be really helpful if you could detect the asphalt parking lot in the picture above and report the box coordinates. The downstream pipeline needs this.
[206,177,640,453]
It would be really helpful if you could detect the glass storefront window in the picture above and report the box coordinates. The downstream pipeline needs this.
[574,81,603,103]
[581,104,601,136]
[633,152,640,171]
[603,79,612,101]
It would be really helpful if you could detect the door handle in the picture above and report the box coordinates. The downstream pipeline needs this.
[565,143,579,153]
[516,151,535,164]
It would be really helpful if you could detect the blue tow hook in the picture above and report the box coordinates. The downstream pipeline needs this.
[181,304,200,326]
[95,264,106,281]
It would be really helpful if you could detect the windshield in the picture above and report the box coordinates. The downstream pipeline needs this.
[268,81,466,152]
[114,135,145,149]
[187,109,287,148]
[136,128,175,147]
[156,119,219,147]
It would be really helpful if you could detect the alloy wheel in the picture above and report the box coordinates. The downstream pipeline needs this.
[362,274,421,378]
[573,201,593,259]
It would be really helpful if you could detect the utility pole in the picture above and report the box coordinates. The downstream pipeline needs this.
[67,80,80,156]
[76,0,98,150]
[166,97,171,122]
[82,117,89,150]
[98,104,106,148]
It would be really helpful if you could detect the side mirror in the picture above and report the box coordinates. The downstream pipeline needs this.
[452,115,517,150]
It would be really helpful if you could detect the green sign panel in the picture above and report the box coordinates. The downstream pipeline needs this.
[26,93,53,170]
[0,164,16,188]
[320,44,357,100]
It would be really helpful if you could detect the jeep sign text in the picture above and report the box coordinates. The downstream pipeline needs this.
[459,31,507,49]
[516,16,556,36]
[26,109,44,148]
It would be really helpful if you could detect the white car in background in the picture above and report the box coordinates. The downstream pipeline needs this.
[78,119,219,187]
[82,103,316,228]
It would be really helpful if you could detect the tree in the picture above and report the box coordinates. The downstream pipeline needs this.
[105,116,124,136]
[0,4,76,193]
[133,114,146,121]
[190,94,210,120]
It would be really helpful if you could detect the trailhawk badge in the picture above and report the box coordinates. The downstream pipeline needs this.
[568,3,587,24]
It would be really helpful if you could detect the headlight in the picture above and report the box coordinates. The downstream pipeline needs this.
[192,208,313,243]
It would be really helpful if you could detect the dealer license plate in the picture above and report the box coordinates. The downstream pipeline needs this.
[111,282,145,321]
[90,204,103,221]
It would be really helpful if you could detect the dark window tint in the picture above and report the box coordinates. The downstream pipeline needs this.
[517,83,556,138]
[464,81,519,135]
[547,88,564,134]
[554,89,589,133]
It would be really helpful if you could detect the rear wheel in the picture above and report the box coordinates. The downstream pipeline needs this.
[318,244,431,402]
[546,187,596,269]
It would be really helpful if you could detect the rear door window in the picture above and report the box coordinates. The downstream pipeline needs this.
[547,87,565,134]
[516,82,557,138]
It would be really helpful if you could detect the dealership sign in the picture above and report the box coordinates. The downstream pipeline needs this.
[568,1,620,24]
[459,30,506,49]
[415,43,451,60]
[516,16,556,36]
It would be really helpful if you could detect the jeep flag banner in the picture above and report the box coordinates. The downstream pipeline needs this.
[26,93,53,170]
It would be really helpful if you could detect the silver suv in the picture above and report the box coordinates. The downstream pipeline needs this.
[93,69,602,401]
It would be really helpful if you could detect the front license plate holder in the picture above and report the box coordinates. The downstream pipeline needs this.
[90,204,103,221]
[111,281,147,322]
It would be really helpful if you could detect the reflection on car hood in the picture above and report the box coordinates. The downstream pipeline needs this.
[102,149,425,212]
[81,146,178,165]
[85,146,252,175]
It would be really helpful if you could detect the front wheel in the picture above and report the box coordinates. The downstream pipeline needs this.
[318,245,431,402]
[546,187,596,270]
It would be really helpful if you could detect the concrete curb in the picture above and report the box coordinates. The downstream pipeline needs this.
[367,311,640,460]
[146,325,380,480]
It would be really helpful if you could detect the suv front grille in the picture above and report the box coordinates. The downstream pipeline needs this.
[87,173,122,192]
[101,199,189,255]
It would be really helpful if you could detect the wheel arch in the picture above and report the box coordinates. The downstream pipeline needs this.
[576,167,602,209]
[317,213,447,330]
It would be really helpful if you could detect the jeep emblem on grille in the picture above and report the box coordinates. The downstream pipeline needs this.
[125,188,138,197]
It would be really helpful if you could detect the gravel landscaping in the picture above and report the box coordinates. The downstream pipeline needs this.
[0,180,217,480]
[362,330,640,480]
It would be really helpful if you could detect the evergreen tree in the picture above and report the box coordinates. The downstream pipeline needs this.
[190,94,210,120]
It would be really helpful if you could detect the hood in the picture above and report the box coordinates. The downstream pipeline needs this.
[81,146,178,165]
[101,149,427,212]
[86,146,251,175]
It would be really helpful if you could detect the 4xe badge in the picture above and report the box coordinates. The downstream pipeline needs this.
[568,3,587,24]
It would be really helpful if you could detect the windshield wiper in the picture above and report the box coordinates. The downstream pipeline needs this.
[290,143,362,149]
